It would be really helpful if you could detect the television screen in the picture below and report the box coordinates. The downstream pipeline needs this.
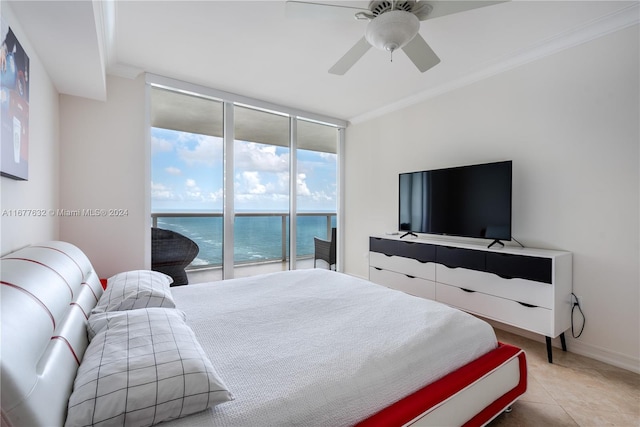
[399,161,512,241]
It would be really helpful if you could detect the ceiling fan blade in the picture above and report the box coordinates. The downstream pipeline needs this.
[285,1,369,20]
[402,33,441,73]
[418,1,508,21]
[329,36,371,75]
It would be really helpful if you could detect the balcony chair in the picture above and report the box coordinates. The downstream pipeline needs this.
[151,227,199,286]
[314,227,336,270]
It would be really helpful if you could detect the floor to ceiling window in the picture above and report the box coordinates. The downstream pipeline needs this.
[148,76,345,281]
[234,105,291,272]
[150,87,224,271]
[296,119,338,269]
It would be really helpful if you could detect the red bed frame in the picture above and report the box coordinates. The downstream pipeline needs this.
[357,343,527,427]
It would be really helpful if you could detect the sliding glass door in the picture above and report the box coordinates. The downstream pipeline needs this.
[150,87,225,277]
[234,105,290,276]
[295,119,338,270]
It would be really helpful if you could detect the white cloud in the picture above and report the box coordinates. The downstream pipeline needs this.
[235,142,288,172]
[165,166,181,176]
[235,193,252,203]
[177,135,222,167]
[151,136,174,154]
[185,179,203,200]
[151,182,175,200]
[297,173,311,197]
[318,152,337,161]
[267,193,289,204]
[241,171,267,195]
[311,190,333,202]
[209,188,223,202]
[276,172,289,193]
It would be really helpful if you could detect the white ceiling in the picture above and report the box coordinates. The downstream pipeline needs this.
[7,0,639,123]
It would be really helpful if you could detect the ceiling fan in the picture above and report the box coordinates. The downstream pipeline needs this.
[286,1,507,75]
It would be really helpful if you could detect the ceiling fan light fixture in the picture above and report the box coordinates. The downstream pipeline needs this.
[365,10,420,52]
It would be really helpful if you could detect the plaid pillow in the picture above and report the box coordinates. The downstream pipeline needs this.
[66,308,232,427]
[91,270,175,314]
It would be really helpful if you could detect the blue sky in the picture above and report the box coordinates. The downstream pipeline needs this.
[151,128,337,212]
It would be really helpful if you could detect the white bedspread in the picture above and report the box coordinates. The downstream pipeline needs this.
[165,269,497,427]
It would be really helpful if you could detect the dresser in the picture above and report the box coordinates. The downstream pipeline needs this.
[369,235,572,362]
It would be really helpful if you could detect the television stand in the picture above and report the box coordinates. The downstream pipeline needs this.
[488,239,505,249]
[400,231,418,239]
[368,235,573,363]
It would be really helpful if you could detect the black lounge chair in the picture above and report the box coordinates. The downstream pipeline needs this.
[151,227,199,286]
[313,227,336,270]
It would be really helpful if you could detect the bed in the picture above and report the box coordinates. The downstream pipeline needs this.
[1,241,527,427]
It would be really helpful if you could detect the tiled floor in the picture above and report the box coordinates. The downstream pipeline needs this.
[489,329,639,426]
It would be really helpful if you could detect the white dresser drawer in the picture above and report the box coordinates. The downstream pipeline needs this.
[370,267,436,300]
[369,236,573,362]
[435,264,553,309]
[369,252,436,281]
[436,283,553,336]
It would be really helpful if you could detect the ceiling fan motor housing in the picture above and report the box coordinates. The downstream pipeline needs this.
[365,10,420,52]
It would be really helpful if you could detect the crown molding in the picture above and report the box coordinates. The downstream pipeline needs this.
[107,63,145,80]
[96,0,143,80]
[349,2,640,125]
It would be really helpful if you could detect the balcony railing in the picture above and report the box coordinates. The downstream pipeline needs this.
[151,212,336,269]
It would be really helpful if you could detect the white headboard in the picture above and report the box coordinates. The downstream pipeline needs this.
[1,241,103,427]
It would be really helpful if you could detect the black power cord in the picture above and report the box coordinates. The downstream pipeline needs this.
[571,292,585,338]
[507,238,584,338]
[510,237,525,248]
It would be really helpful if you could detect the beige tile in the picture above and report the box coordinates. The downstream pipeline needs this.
[493,328,640,427]
[489,401,578,426]
[532,367,639,416]
[520,375,557,405]
[562,403,640,427]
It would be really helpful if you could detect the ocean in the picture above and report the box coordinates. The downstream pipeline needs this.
[156,214,337,267]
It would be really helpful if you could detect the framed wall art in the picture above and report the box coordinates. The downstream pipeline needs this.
[1,18,29,180]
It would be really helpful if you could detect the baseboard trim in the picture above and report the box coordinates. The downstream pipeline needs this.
[486,320,640,374]
[565,339,640,375]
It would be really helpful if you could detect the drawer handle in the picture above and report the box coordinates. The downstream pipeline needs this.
[517,301,538,308]
[406,274,416,279]
[374,267,382,271]
[460,288,476,293]
[384,253,394,257]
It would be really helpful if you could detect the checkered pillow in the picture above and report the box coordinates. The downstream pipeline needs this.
[66,308,232,427]
[91,270,175,314]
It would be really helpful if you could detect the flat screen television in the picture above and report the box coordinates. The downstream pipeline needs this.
[399,161,512,245]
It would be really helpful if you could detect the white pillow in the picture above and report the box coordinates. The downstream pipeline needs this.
[66,308,233,427]
[91,270,175,314]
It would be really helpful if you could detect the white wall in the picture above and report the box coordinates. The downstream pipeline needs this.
[344,26,639,371]
[59,75,148,278]
[0,3,60,255]
[8,0,635,371]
